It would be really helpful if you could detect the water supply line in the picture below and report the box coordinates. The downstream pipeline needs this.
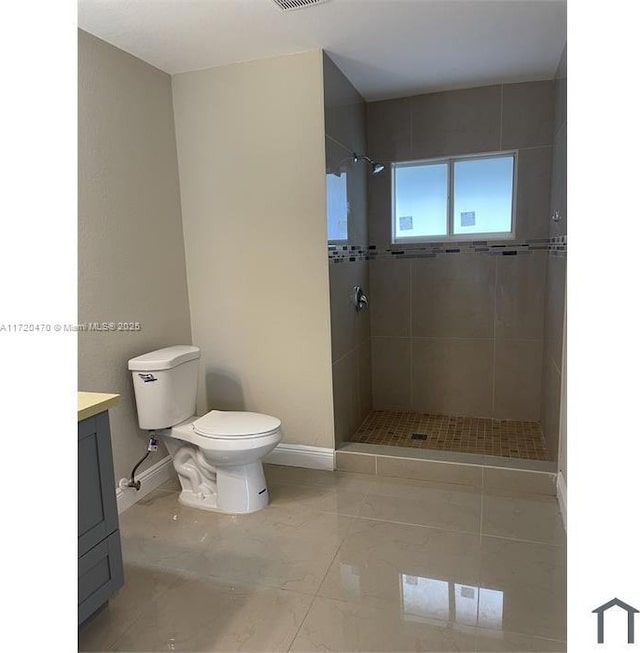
[123,433,159,491]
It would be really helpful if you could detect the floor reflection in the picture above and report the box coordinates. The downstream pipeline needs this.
[340,563,361,595]
[399,573,504,630]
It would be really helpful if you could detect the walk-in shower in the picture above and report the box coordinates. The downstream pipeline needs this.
[324,49,566,469]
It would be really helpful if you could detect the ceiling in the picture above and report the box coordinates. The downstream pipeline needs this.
[77,0,567,102]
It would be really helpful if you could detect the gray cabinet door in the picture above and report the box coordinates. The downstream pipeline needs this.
[78,530,124,624]
[78,412,118,557]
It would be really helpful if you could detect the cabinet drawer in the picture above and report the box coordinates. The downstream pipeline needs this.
[78,530,124,624]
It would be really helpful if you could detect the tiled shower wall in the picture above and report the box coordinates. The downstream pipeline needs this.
[368,252,546,420]
[366,81,556,423]
[324,54,372,448]
[541,44,567,471]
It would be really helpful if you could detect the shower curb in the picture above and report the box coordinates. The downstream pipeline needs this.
[336,444,557,495]
[264,443,335,471]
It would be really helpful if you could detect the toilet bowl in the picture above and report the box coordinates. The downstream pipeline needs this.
[162,411,281,513]
[128,345,282,514]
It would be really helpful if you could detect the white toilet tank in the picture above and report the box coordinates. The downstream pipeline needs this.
[128,345,200,430]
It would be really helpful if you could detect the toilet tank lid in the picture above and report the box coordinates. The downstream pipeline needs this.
[128,345,200,371]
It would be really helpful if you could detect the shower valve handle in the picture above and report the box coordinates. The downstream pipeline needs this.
[353,286,369,312]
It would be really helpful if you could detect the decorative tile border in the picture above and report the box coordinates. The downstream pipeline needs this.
[549,234,567,257]
[328,244,369,263]
[328,236,567,263]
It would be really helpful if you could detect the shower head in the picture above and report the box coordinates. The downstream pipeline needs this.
[353,153,385,175]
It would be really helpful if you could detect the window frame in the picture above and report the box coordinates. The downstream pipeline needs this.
[391,150,518,244]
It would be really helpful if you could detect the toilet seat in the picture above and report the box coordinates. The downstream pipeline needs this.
[193,410,281,439]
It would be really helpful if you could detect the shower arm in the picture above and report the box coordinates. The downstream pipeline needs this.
[353,152,385,175]
[353,152,374,165]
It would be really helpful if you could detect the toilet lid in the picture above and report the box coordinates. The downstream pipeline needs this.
[193,410,281,439]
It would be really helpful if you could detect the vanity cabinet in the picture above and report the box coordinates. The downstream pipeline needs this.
[78,410,123,624]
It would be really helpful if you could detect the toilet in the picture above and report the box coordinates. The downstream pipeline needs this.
[128,345,281,514]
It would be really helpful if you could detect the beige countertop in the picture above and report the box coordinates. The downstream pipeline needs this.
[78,392,120,421]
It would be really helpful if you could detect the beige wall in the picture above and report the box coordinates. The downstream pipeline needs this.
[172,51,335,449]
[78,30,192,481]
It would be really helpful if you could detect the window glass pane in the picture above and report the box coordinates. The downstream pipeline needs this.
[454,584,479,626]
[326,172,348,241]
[453,156,514,235]
[394,162,448,239]
[400,574,450,623]
[478,587,504,630]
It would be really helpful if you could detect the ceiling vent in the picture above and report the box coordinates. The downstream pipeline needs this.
[271,0,328,11]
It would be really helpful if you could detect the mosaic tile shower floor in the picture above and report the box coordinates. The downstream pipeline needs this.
[351,410,549,460]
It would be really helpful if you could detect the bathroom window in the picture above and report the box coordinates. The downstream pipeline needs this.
[391,151,517,243]
[327,171,349,242]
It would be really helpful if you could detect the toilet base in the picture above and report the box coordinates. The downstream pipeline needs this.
[216,461,270,513]
[174,459,270,514]
[177,488,222,512]
[161,427,276,514]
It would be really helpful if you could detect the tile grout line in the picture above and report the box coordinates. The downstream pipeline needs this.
[479,471,485,538]
[409,96,413,158]
[491,256,498,417]
[286,513,357,651]
[499,84,504,149]
[285,589,317,651]
[475,627,567,647]
[331,345,359,368]
[409,259,414,410]
[478,531,566,548]
[348,514,482,539]
[477,465,485,653]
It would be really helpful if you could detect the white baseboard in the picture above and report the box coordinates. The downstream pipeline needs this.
[116,455,175,514]
[556,471,567,531]
[116,445,334,513]
[264,443,335,471]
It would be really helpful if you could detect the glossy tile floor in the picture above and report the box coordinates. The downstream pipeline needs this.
[351,411,549,460]
[79,464,566,652]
